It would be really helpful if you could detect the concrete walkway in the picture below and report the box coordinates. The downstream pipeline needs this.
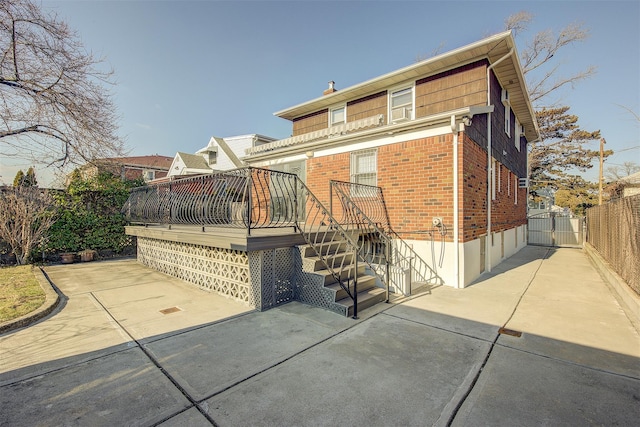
[0,246,638,426]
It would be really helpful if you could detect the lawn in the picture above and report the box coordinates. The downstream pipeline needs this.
[0,265,46,323]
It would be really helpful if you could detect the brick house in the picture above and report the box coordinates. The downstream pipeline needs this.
[73,155,173,183]
[241,30,539,288]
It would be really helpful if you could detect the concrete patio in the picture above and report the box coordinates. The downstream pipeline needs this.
[0,246,638,426]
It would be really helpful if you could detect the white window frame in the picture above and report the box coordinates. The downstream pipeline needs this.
[350,148,377,196]
[514,118,521,151]
[504,104,511,137]
[491,158,496,200]
[144,170,155,181]
[514,176,518,205]
[389,85,414,123]
[330,105,346,127]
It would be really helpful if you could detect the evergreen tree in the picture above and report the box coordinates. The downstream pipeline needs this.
[12,170,25,187]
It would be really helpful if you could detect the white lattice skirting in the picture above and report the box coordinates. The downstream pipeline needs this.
[137,237,252,304]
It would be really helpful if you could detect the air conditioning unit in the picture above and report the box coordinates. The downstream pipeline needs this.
[501,89,510,106]
[391,107,411,122]
[518,177,529,188]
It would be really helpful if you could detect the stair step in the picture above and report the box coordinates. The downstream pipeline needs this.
[312,264,366,286]
[300,240,348,258]
[302,252,355,272]
[335,287,387,317]
[325,275,377,300]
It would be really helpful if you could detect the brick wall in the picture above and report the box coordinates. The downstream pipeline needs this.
[305,130,526,245]
[461,133,488,241]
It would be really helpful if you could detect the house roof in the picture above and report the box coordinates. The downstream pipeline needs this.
[100,155,173,170]
[176,152,210,170]
[274,30,539,142]
[620,171,640,185]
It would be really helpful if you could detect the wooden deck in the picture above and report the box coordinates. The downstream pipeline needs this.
[126,224,307,252]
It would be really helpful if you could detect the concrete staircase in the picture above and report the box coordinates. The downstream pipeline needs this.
[298,237,387,317]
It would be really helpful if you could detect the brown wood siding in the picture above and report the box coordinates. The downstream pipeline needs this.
[415,60,487,118]
[292,109,328,136]
[346,91,387,122]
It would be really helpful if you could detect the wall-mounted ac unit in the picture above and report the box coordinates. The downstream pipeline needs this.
[501,89,510,106]
[518,177,529,188]
[391,107,411,122]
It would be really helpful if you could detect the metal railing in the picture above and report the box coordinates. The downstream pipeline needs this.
[122,168,299,234]
[296,179,364,318]
[330,180,442,295]
[586,194,640,295]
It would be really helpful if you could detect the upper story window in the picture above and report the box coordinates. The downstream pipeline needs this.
[390,86,413,123]
[330,106,345,126]
[144,170,155,181]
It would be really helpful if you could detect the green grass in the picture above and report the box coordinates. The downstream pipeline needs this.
[0,265,46,323]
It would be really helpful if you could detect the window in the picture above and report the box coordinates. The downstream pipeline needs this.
[515,118,521,151]
[514,176,518,205]
[330,106,345,126]
[144,170,155,181]
[504,104,511,136]
[350,149,377,194]
[390,86,413,123]
[491,158,496,200]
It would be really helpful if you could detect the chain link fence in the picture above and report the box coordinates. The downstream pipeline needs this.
[586,194,640,295]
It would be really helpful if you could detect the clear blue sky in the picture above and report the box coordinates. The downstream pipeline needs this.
[2,0,639,186]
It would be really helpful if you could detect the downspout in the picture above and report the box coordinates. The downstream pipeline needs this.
[485,47,514,273]
[451,115,460,288]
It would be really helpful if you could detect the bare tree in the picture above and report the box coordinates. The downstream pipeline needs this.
[0,0,125,168]
[0,186,56,264]
[605,162,640,181]
[506,11,596,104]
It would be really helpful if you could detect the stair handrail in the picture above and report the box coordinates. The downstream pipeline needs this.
[295,178,364,318]
[330,180,443,295]
[330,181,399,299]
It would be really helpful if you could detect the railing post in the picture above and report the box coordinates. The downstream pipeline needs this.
[246,170,252,236]
[385,237,391,303]
[352,245,358,319]
[329,181,334,217]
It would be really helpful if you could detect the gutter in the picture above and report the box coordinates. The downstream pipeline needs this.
[485,47,514,273]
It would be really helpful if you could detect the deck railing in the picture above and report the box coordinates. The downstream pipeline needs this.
[122,168,300,234]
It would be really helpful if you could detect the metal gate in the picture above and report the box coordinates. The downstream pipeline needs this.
[528,212,584,247]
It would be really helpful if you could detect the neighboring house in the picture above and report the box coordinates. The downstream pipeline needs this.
[72,155,173,184]
[241,30,539,287]
[608,171,640,199]
[167,135,276,178]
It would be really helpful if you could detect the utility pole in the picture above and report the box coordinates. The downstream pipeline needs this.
[599,137,606,205]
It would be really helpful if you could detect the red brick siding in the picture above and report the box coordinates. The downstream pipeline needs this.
[491,161,527,232]
[461,133,488,241]
[305,131,526,244]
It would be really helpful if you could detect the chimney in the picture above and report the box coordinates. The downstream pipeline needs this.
[323,80,337,95]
